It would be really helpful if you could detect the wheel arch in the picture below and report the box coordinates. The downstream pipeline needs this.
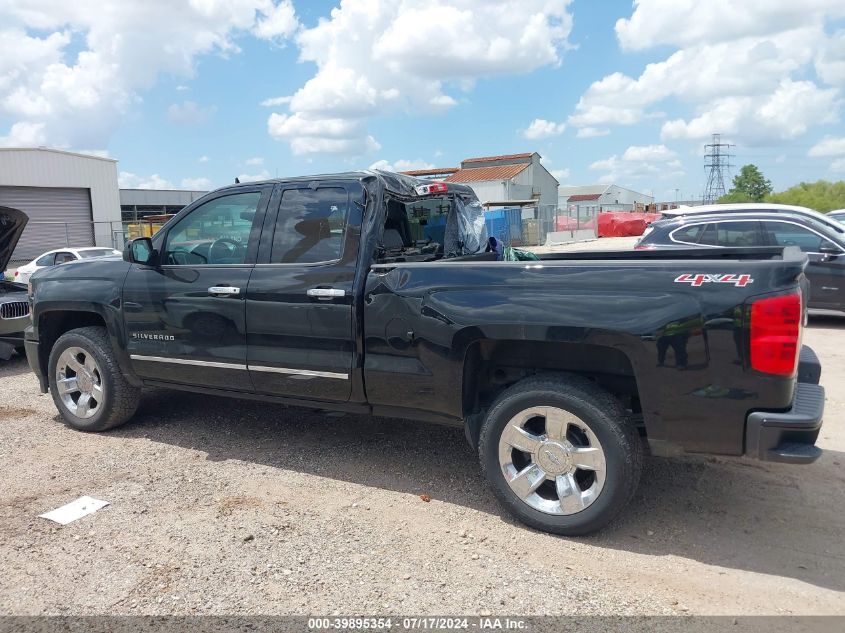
[460,337,643,448]
[36,306,141,388]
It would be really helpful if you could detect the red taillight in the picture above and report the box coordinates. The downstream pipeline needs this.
[14,271,18,276]
[415,182,448,195]
[750,293,802,376]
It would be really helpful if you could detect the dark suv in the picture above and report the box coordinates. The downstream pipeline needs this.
[636,211,845,313]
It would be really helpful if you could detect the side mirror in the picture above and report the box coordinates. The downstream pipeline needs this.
[124,237,158,265]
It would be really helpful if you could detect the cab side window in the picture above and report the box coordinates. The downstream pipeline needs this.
[762,221,832,253]
[163,192,262,265]
[269,187,348,264]
[54,252,77,264]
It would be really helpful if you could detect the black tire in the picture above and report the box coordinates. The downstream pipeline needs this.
[478,373,642,536]
[48,326,141,432]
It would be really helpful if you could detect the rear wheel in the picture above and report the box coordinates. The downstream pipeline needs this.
[479,374,642,535]
[48,326,141,432]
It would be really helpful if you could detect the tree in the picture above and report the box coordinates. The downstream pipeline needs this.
[720,164,773,203]
[766,180,845,212]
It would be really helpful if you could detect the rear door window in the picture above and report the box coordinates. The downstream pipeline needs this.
[54,252,77,264]
[35,253,56,266]
[269,187,348,264]
[761,221,829,253]
[713,221,761,247]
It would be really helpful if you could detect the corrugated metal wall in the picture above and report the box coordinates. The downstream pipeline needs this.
[0,149,121,251]
[0,186,94,261]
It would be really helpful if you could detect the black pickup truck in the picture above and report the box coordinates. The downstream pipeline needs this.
[23,171,824,535]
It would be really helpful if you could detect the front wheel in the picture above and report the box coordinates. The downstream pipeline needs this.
[478,374,642,536]
[48,326,141,432]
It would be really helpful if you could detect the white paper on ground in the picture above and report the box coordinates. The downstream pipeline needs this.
[38,496,110,525]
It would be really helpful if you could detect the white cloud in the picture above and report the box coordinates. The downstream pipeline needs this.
[168,101,216,125]
[260,96,293,107]
[808,136,845,156]
[253,0,298,42]
[816,29,845,86]
[238,170,271,183]
[661,80,839,143]
[118,171,173,189]
[615,0,845,51]
[181,177,212,190]
[0,121,46,147]
[176,84,189,92]
[0,1,299,148]
[198,155,210,163]
[809,136,845,171]
[576,127,610,138]
[522,119,566,140]
[590,144,683,184]
[267,0,574,155]
[569,2,845,147]
[120,172,212,190]
[369,158,435,172]
[245,156,264,166]
[550,168,570,181]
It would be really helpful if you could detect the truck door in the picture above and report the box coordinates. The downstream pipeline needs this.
[245,180,361,402]
[122,186,271,391]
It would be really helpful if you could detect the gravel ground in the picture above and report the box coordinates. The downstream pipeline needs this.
[0,278,843,616]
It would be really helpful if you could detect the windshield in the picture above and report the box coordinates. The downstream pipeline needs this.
[78,249,116,259]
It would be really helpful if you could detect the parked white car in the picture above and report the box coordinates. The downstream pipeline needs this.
[9,247,121,283]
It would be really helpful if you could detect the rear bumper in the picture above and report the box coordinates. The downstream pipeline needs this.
[745,380,824,464]
[24,326,48,393]
[797,345,821,384]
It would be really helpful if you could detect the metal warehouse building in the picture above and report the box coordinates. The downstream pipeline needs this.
[559,184,654,216]
[0,147,122,262]
[120,188,208,222]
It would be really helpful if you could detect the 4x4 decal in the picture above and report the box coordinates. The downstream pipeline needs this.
[674,273,754,287]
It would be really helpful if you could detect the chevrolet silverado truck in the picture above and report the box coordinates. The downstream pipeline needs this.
[24,171,824,535]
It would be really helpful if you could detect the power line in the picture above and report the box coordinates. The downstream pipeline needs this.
[703,133,733,203]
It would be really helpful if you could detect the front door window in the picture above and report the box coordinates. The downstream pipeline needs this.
[163,192,262,265]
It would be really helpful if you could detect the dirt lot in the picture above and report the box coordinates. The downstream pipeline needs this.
[0,259,843,616]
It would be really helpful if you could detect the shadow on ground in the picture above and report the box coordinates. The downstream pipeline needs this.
[110,387,845,594]
[0,354,34,379]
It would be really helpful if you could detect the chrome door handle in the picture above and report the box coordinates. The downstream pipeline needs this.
[307,288,346,300]
[208,286,241,296]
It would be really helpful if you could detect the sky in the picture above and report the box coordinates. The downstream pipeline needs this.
[1,0,845,201]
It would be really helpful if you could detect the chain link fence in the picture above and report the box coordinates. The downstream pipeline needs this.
[476,204,599,249]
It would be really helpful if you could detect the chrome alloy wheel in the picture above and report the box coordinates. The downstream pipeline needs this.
[55,346,104,419]
[498,406,606,515]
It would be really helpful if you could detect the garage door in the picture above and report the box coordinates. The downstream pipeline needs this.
[0,186,94,263]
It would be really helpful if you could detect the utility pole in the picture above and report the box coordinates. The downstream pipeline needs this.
[703,133,733,204]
